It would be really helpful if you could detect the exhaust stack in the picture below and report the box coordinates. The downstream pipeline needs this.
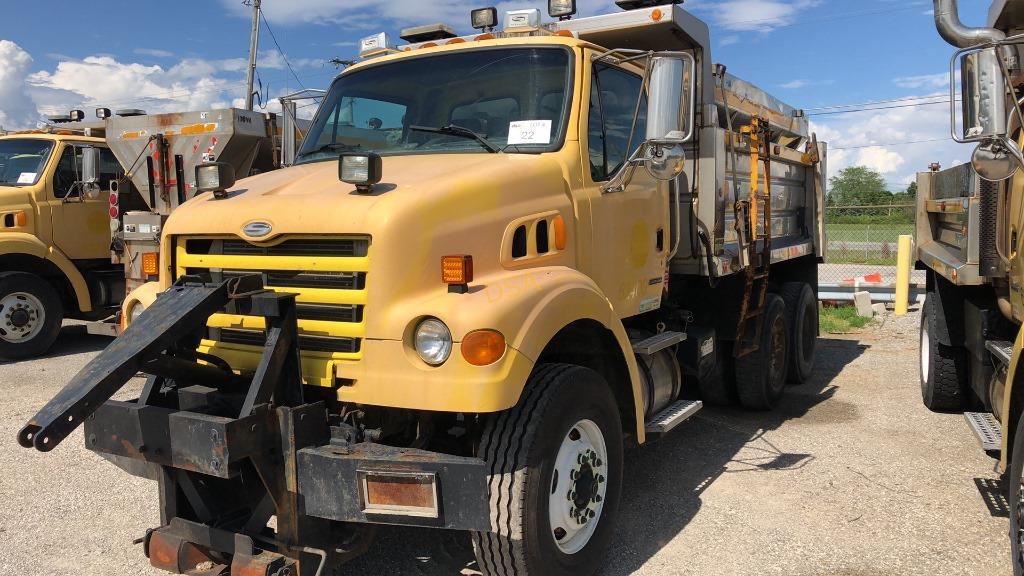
[933,0,1005,48]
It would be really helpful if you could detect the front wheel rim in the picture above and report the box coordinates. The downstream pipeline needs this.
[549,419,608,555]
[0,292,45,343]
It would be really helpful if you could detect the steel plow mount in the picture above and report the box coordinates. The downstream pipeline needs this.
[15,273,490,575]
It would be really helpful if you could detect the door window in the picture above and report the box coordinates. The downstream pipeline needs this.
[53,145,120,198]
[588,64,647,182]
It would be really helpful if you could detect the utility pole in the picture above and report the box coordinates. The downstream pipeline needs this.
[244,0,261,111]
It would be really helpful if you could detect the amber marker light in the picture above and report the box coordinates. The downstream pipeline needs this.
[462,330,506,366]
[442,255,473,293]
[142,252,159,276]
[553,215,567,250]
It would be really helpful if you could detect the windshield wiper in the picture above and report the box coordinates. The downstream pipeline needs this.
[410,124,500,153]
[296,142,360,159]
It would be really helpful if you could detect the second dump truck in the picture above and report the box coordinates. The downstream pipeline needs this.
[19,2,826,575]
[918,0,1024,573]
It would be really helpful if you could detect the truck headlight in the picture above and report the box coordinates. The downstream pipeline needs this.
[414,318,452,366]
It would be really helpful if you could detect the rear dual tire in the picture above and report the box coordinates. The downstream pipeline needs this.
[735,294,789,411]
[472,364,623,576]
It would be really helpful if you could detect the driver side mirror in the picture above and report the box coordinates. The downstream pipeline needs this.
[643,53,695,181]
[956,47,1024,181]
[80,146,102,200]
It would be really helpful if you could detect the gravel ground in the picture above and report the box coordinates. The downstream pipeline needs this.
[0,311,1010,575]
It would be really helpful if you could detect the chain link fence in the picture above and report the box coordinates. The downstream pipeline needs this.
[821,204,924,288]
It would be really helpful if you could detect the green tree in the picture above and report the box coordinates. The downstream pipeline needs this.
[892,181,917,205]
[827,166,890,206]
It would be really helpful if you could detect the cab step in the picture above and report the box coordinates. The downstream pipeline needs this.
[985,340,1014,367]
[631,331,686,355]
[965,412,1002,453]
[645,399,702,438]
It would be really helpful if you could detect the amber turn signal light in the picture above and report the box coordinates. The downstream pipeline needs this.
[142,252,159,276]
[441,255,473,285]
[461,329,506,366]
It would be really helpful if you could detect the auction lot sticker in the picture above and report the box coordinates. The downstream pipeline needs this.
[508,120,552,145]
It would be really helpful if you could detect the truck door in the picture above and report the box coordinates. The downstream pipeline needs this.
[48,143,116,261]
[582,62,670,319]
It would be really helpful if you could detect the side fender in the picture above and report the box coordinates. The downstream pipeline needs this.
[441,267,646,442]
[121,281,161,327]
[0,232,92,312]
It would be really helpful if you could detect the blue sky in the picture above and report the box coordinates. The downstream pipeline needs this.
[0,0,991,188]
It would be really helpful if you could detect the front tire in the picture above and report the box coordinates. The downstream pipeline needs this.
[0,272,63,360]
[472,364,623,576]
[920,291,967,412]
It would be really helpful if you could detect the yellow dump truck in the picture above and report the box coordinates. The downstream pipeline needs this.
[19,2,827,575]
[919,1,1024,572]
[0,131,126,358]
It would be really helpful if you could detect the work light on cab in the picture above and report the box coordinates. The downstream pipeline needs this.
[471,7,498,31]
[549,0,577,19]
[338,153,382,194]
[195,162,236,199]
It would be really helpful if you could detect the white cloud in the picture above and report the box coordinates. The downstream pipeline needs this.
[222,0,615,29]
[134,48,174,59]
[697,0,823,32]
[0,41,40,129]
[893,72,948,89]
[719,35,740,46]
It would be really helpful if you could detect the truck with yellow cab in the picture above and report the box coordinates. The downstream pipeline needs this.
[0,128,127,358]
[0,107,302,355]
[918,1,1024,573]
[18,2,827,575]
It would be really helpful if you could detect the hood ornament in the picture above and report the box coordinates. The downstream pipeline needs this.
[242,221,273,238]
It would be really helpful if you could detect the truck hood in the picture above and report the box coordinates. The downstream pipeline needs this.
[164,153,569,240]
[162,152,577,341]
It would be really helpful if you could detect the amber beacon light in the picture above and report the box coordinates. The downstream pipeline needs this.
[442,255,473,293]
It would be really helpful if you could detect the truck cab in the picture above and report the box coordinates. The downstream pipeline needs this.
[0,133,125,358]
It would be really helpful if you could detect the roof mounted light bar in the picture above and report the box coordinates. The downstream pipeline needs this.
[359,32,397,58]
[504,9,542,31]
[615,0,682,10]
[400,23,458,43]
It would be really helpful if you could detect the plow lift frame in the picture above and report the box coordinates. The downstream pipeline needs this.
[17,276,488,576]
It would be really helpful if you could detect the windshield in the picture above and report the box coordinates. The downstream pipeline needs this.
[295,47,572,164]
[0,139,54,186]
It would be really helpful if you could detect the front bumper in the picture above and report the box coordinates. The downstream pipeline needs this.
[86,399,489,575]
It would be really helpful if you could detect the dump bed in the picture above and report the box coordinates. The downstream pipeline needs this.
[105,109,275,215]
[916,164,988,285]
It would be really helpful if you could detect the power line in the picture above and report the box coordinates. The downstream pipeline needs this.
[805,94,950,112]
[827,136,946,150]
[808,100,952,116]
[260,10,305,90]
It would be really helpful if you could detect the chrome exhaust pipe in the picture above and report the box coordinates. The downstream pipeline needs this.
[934,0,1005,48]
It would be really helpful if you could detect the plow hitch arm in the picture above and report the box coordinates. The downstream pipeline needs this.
[16,276,261,452]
